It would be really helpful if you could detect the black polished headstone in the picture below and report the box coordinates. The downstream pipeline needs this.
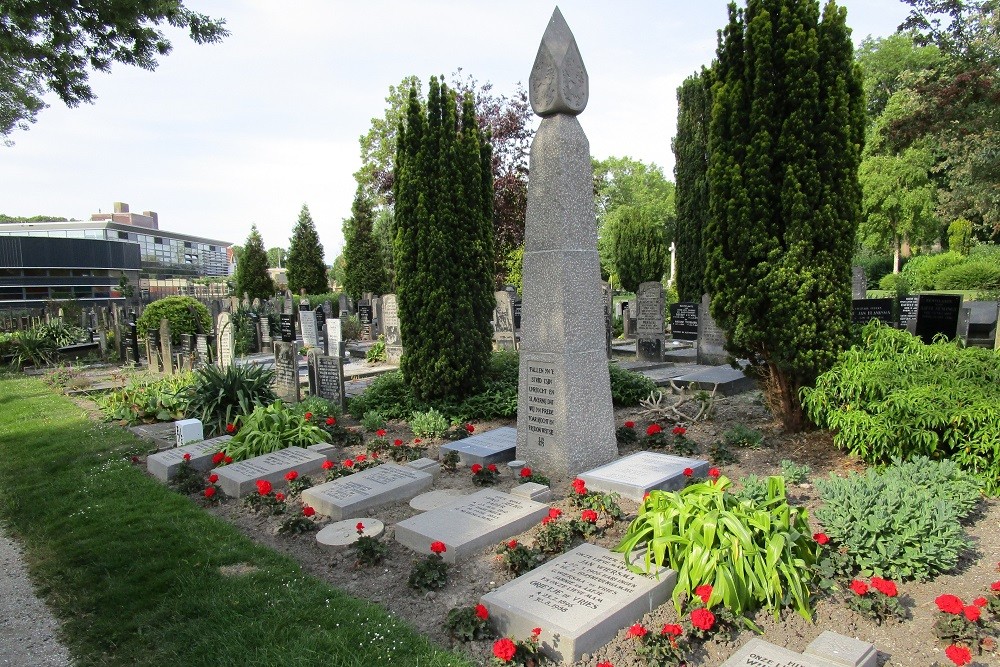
[279,314,295,343]
[669,302,698,341]
[914,294,962,343]
[851,298,893,326]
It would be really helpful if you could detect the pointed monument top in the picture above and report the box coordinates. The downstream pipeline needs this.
[529,6,589,117]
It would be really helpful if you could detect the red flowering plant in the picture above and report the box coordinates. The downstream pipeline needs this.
[933,591,997,658]
[491,627,541,666]
[408,541,450,592]
[283,469,314,497]
[243,478,286,515]
[444,422,476,441]
[845,577,907,624]
[316,413,362,448]
[628,621,688,666]
[495,538,544,576]
[365,429,390,457]
[570,508,604,538]
[471,462,501,487]
[351,521,389,566]
[518,466,551,487]
[566,478,624,520]
[444,602,492,642]
[669,425,698,457]
[278,503,321,536]
[616,419,639,448]
[535,507,574,554]
[201,472,222,504]
[387,437,427,463]
[642,422,670,449]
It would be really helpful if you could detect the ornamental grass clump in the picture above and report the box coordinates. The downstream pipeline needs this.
[181,363,276,436]
[615,475,817,622]
[224,400,328,461]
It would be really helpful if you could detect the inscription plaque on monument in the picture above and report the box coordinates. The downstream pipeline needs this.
[898,295,919,331]
[300,309,319,347]
[307,350,345,410]
[273,341,299,404]
[851,298,893,326]
[915,294,962,343]
[523,359,561,450]
[216,312,234,369]
[279,314,295,343]
[358,303,373,341]
[382,294,402,363]
[669,302,698,341]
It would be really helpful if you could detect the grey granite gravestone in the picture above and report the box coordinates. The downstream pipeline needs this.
[371,296,383,337]
[578,451,710,501]
[300,463,434,519]
[622,302,633,338]
[216,312,234,369]
[635,281,665,362]
[720,634,877,667]
[851,265,867,300]
[481,543,676,664]
[957,306,971,343]
[259,315,272,352]
[307,350,345,410]
[196,334,210,366]
[325,318,343,357]
[395,488,549,563]
[439,426,517,466]
[211,446,326,498]
[967,300,999,344]
[602,281,612,358]
[357,302,373,341]
[515,8,617,477]
[273,341,300,404]
[669,302,699,341]
[159,318,174,374]
[145,328,162,373]
[697,293,729,365]
[338,293,349,318]
[382,294,402,363]
[494,290,517,350]
[146,435,232,482]
[300,305,319,348]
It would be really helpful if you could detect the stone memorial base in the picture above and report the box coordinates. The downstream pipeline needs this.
[578,451,709,502]
[212,446,326,498]
[439,427,517,466]
[720,633,877,667]
[301,463,434,520]
[147,435,232,481]
[481,543,676,664]
[394,488,549,563]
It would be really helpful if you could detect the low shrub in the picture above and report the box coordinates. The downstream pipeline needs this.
[852,251,895,286]
[410,408,449,439]
[136,296,211,345]
[934,261,1000,291]
[608,363,657,406]
[877,272,910,294]
[224,401,328,461]
[900,252,965,291]
[96,372,194,423]
[181,364,276,436]
[723,424,765,449]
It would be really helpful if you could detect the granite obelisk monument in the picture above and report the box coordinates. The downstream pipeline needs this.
[515,7,618,475]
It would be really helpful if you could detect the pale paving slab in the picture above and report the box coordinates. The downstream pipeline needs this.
[212,446,326,498]
[395,488,549,564]
[439,427,517,466]
[578,451,709,502]
[316,519,384,547]
[301,463,433,520]
[409,489,468,511]
[147,435,232,482]
[481,543,676,664]
[720,635,876,667]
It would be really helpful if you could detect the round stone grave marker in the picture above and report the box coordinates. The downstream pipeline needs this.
[508,459,527,471]
[409,489,466,511]
[316,518,384,547]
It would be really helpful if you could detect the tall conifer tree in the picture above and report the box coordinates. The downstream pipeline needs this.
[393,77,495,401]
[234,225,274,300]
[706,0,863,430]
[342,188,389,299]
[286,204,328,295]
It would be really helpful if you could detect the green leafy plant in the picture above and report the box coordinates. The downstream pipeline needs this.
[470,463,500,486]
[224,401,329,461]
[410,408,449,439]
[440,450,460,472]
[387,438,426,462]
[365,336,386,363]
[723,424,765,449]
[534,509,573,554]
[734,475,768,506]
[353,534,389,566]
[181,363,276,436]
[615,476,817,622]
[36,321,87,347]
[669,425,698,456]
[135,296,211,345]
[568,478,624,520]
[708,440,739,465]
[408,542,449,592]
[169,459,209,496]
[278,509,319,535]
[609,363,658,406]
[845,577,907,625]
[780,459,811,485]
[443,604,491,643]
[495,539,544,576]
[95,372,193,423]
[8,328,59,368]
[616,420,639,448]
[360,410,387,432]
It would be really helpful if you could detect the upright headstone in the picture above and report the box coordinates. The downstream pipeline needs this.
[494,290,517,350]
[898,295,919,332]
[914,294,962,343]
[382,294,402,363]
[601,281,612,358]
[259,315,272,353]
[357,302,373,341]
[128,315,140,365]
[300,305,319,348]
[339,293,349,318]
[372,295,383,337]
[851,265,867,300]
[179,334,196,371]
[621,302,633,338]
[515,9,617,476]
[279,313,295,343]
[635,281,665,362]
[325,318,343,357]
[307,350,345,410]
[669,302,698,341]
[145,328,162,373]
[216,312,234,369]
[196,334,211,366]
[273,341,300,404]
[697,294,729,365]
[851,298,894,326]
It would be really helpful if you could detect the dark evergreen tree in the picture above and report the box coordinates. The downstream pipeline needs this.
[342,188,389,300]
[393,77,495,401]
[234,225,274,300]
[673,67,713,302]
[286,204,328,295]
[610,205,668,293]
[706,0,863,431]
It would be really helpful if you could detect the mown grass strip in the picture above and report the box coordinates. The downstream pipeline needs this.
[0,375,471,667]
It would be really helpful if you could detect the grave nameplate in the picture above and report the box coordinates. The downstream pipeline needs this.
[635,281,664,337]
[395,488,549,563]
[637,338,662,362]
[522,358,562,451]
[300,308,319,347]
[851,298,893,326]
[307,350,345,410]
[146,435,232,481]
[260,315,272,344]
[697,293,728,365]
[212,446,326,498]
[720,635,877,667]
[439,426,517,466]
[579,451,710,501]
[301,463,434,519]
[481,543,676,664]
[273,341,300,404]
[174,418,204,446]
[325,318,342,356]
[494,291,517,350]
[898,295,919,330]
[158,318,173,373]
[669,302,698,341]
[279,314,295,343]
[358,303,373,341]
[216,312,234,369]
[196,334,210,366]
[382,294,402,363]
[915,293,962,343]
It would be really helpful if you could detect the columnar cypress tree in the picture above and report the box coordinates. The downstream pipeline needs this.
[673,67,713,302]
[611,205,668,293]
[393,76,495,401]
[286,204,328,295]
[234,225,274,300]
[706,0,863,431]
[342,188,389,300]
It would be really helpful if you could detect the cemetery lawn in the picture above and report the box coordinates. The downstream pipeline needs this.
[0,374,473,667]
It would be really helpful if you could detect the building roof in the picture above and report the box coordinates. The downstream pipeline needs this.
[0,219,232,247]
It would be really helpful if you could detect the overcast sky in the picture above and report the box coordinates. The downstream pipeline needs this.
[2,1,911,260]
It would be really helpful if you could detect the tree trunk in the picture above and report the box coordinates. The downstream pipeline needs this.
[893,234,901,274]
[763,362,806,432]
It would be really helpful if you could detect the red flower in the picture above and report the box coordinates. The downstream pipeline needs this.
[936,594,964,614]
[945,644,972,666]
[963,605,981,622]
[662,624,683,637]
[626,623,647,638]
[256,480,273,495]
[326,417,335,426]
[624,420,635,429]
[690,608,715,631]
[475,604,489,620]
[130,455,140,464]
[642,492,651,501]
[224,456,233,464]
[343,459,354,468]
[465,423,475,433]
[203,487,216,498]
[470,463,483,474]
[304,412,312,420]
[275,492,285,502]
[430,541,446,554]
[973,597,988,608]
[520,467,532,478]
[571,478,587,495]
[394,439,403,446]
[646,424,662,436]
[322,460,334,470]
[548,507,562,519]
[992,581,1000,592]
[208,473,219,483]
[683,467,693,477]
[492,638,516,662]
[581,509,598,523]
[849,580,869,596]
[813,532,829,545]
[285,470,298,481]
[487,463,498,473]
[531,627,541,637]
[376,429,386,437]
[303,505,315,517]
[870,577,897,597]
[414,438,421,444]
[225,423,236,434]
[355,454,367,462]
[356,522,365,532]
[182,453,191,462]
[597,663,614,667]
[695,584,713,604]
[212,451,225,464]
[707,468,720,479]
[672,425,687,436]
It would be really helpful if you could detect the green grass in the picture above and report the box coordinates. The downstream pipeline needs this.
[866,289,984,299]
[0,374,472,667]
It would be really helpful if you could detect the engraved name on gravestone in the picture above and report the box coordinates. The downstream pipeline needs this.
[635,282,665,336]
[307,350,345,410]
[579,451,710,501]
[325,318,343,357]
[299,303,318,347]
[358,303,373,341]
[260,315,272,345]
[440,426,517,466]
[273,341,299,404]
[851,265,867,300]
[382,294,402,363]
[720,635,877,667]
[159,318,173,374]
[301,463,433,519]
[669,302,699,341]
[216,312,234,369]
[146,435,232,482]
[915,294,962,344]
[212,446,326,498]
[697,293,729,365]
[851,298,894,326]
[196,334,210,366]
[898,295,919,331]
[279,313,295,342]
[494,290,517,350]
[515,8,617,475]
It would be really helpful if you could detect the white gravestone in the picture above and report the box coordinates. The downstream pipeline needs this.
[300,463,434,520]
[216,312,234,369]
[578,451,710,502]
[300,309,319,348]
[720,635,876,667]
[174,419,204,447]
[211,446,326,498]
[325,318,342,356]
[146,435,232,482]
[382,294,402,363]
[439,426,517,466]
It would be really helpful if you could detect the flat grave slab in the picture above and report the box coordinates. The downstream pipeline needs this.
[146,435,232,481]
[439,426,517,466]
[481,543,676,664]
[721,635,876,667]
[211,446,326,498]
[409,489,467,511]
[579,451,709,502]
[395,488,549,563]
[673,364,756,396]
[129,422,177,450]
[301,463,433,519]
[316,518,384,547]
